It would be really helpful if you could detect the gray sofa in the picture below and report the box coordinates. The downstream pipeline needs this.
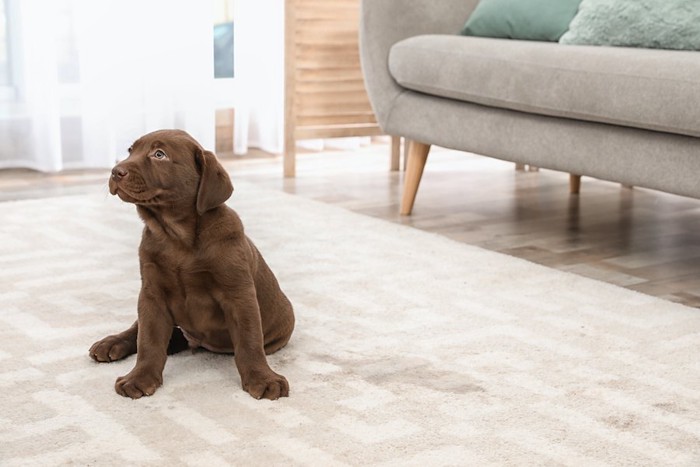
[359,0,700,214]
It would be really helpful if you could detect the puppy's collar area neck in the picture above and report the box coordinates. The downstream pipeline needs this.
[137,205,200,246]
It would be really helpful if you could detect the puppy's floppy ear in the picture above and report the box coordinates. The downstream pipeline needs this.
[195,149,233,215]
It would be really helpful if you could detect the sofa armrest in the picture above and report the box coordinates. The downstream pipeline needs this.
[360,0,478,129]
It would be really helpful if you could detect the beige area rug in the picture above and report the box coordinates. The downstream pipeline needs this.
[1,181,699,466]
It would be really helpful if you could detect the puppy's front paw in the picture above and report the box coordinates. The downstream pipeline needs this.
[242,369,289,400]
[115,369,162,399]
[89,335,136,362]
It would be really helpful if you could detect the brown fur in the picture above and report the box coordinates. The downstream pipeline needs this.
[89,129,294,400]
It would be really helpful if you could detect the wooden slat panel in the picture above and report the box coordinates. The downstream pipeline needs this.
[296,49,359,58]
[297,89,371,106]
[296,101,373,116]
[296,43,360,56]
[296,22,358,30]
[295,39,361,52]
[295,61,362,71]
[297,68,365,82]
[297,106,375,117]
[297,108,375,118]
[296,10,360,21]
[296,0,359,5]
[297,32,359,46]
[297,90,372,106]
[297,80,367,94]
[296,1,359,13]
[296,46,361,59]
[297,113,377,127]
[295,124,382,140]
[297,119,377,129]
[285,0,385,175]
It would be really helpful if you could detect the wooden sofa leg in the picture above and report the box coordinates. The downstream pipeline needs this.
[570,174,581,194]
[403,140,411,171]
[390,136,401,171]
[400,141,431,215]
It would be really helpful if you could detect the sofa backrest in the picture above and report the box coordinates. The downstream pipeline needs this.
[360,0,478,128]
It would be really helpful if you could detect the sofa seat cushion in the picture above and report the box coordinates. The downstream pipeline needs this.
[388,35,700,137]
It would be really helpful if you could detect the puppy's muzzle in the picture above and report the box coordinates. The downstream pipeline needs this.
[111,166,128,182]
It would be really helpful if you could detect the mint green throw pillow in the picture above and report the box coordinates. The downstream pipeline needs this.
[461,0,583,42]
[560,0,700,50]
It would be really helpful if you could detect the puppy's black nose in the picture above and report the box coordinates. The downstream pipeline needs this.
[111,166,128,181]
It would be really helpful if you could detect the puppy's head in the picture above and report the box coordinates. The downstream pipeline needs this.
[109,129,233,215]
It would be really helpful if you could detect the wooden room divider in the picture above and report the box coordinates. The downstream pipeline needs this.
[284,0,400,177]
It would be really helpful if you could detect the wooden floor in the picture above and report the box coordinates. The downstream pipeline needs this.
[3,143,700,308]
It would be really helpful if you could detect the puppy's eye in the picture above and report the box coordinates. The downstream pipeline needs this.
[127,147,133,154]
[153,149,167,160]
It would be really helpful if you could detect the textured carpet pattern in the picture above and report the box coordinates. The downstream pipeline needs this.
[1,183,699,465]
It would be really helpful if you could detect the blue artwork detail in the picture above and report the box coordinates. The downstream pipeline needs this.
[214,22,234,78]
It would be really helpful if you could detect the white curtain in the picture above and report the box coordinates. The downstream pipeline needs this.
[233,0,284,155]
[0,0,364,171]
[0,0,215,172]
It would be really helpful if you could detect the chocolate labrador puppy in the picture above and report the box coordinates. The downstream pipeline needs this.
[89,129,294,400]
